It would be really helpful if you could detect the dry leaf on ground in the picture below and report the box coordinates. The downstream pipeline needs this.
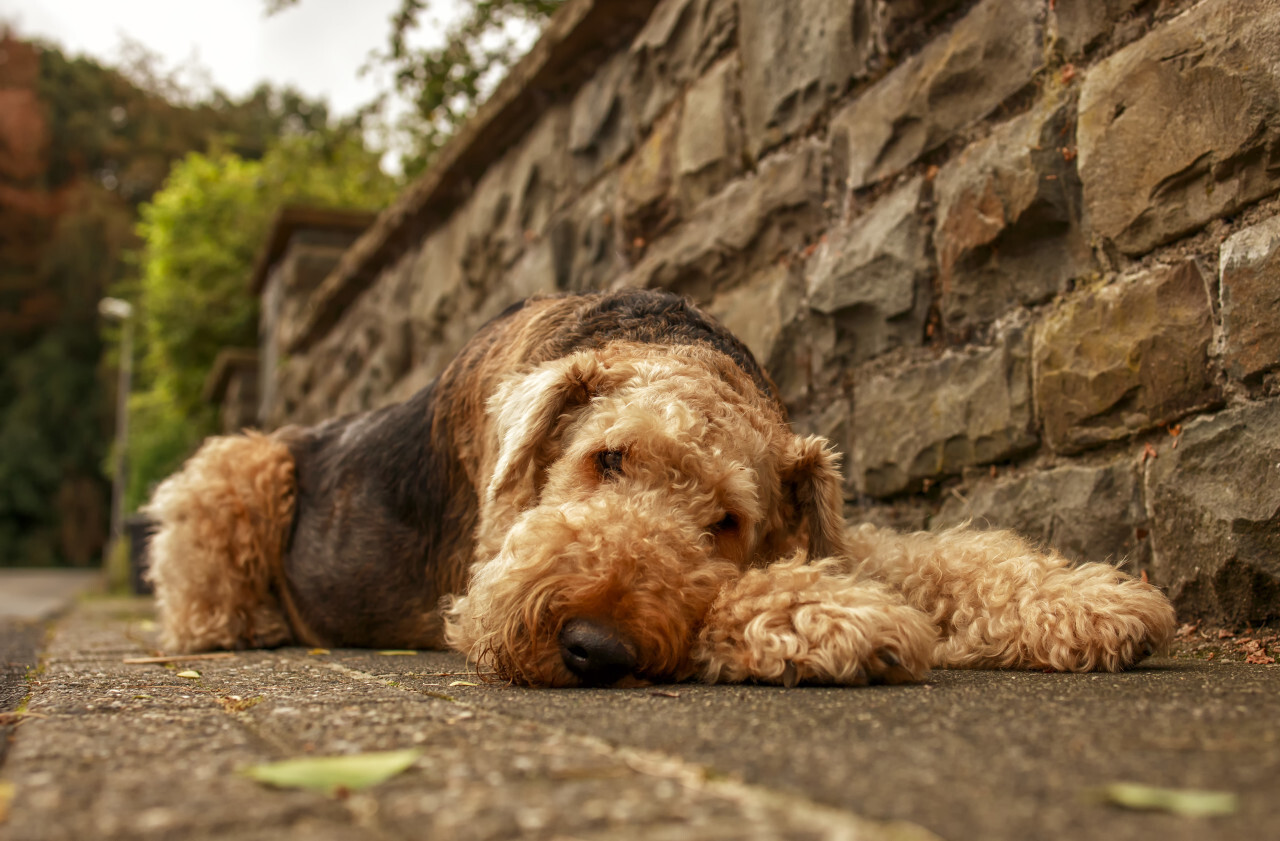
[241,749,422,796]
[1100,782,1237,817]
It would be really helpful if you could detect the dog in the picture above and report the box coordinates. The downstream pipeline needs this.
[145,289,1176,687]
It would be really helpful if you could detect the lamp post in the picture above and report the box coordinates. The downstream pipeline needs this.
[99,297,133,567]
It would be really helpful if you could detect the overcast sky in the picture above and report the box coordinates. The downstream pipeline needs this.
[0,0,463,118]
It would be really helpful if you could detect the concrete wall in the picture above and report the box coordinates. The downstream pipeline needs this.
[265,0,1280,625]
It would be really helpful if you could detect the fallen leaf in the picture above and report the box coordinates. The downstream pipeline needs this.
[377,650,418,656]
[241,749,421,796]
[1100,782,1237,817]
[1218,629,1236,640]
[307,649,330,656]
[649,689,681,698]
[448,680,478,687]
[176,670,201,679]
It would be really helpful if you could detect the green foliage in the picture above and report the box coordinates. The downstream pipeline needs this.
[126,130,401,510]
[0,35,357,566]
[268,0,563,175]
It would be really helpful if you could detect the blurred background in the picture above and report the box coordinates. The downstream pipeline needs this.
[0,0,558,574]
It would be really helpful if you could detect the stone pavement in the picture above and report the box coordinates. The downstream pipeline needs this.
[1,598,1277,841]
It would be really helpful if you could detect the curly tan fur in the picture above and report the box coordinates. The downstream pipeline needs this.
[145,432,296,652]
[146,290,1177,687]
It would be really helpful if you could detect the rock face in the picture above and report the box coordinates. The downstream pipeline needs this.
[932,95,1092,334]
[738,0,871,157]
[250,0,1280,622]
[851,323,1037,498]
[807,176,931,362]
[1219,214,1280,382]
[1077,0,1280,256]
[831,0,1044,190]
[933,460,1149,571]
[1145,400,1280,625]
[1033,261,1218,453]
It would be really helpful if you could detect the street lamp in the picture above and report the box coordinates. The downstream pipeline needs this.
[99,297,133,569]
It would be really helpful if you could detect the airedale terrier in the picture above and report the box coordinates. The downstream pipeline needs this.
[146,290,1176,687]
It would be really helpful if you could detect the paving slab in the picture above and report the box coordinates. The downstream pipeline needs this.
[1,599,1277,841]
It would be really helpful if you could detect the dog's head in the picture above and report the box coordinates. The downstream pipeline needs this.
[444,343,848,687]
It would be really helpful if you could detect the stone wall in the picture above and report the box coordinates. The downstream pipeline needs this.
[264,0,1280,625]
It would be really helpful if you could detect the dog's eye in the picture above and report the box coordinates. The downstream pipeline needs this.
[709,513,739,535]
[595,449,625,478]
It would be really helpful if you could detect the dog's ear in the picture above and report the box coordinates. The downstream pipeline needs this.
[773,434,850,560]
[486,353,619,503]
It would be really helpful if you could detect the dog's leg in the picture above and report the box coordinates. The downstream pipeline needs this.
[849,524,1177,672]
[692,556,937,686]
[145,432,297,653]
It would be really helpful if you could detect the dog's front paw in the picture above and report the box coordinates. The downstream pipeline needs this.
[938,562,1178,672]
[693,557,936,686]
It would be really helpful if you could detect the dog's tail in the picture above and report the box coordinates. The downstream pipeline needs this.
[144,431,297,653]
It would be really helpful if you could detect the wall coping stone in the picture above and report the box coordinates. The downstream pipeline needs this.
[284,0,662,353]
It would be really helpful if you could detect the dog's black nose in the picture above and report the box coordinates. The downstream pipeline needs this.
[558,618,637,685]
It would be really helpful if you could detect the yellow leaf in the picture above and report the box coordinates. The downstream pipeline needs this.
[241,749,421,795]
[1101,783,1237,817]
[448,680,478,687]
[176,670,201,679]
[307,649,330,656]
[377,650,418,656]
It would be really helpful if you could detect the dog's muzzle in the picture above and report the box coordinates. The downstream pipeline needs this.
[558,618,637,686]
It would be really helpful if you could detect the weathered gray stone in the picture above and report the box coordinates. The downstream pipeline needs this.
[569,52,635,188]
[873,0,965,56]
[739,0,873,157]
[708,263,802,373]
[933,95,1092,333]
[1034,261,1218,452]
[618,107,681,253]
[1077,0,1280,256]
[933,460,1149,571]
[807,175,930,362]
[1051,0,1143,58]
[627,0,736,132]
[832,0,1044,190]
[552,171,622,294]
[676,55,743,209]
[1219,214,1280,381]
[616,139,825,302]
[851,322,1037,497]
[1145,398,1280,624]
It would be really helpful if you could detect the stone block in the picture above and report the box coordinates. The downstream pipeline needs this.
[708,263,802,374]
[933,460,1149,571]
[1077,0,1280,256]
[628,0,737,132]
[807,175,930,362]
[832,0,1044,190]
[551,171,622,294]
[1052,0,1142,58]
[1034,261,1218,452]
[618,107,681,253]
[676,56,743,209]
[617,139,825,302]
[1219,214,1280,381]
[933,95,1093,333]
[1145,399,1280,624]
[874,0,965,56]
[739,0,873,157]
[569,53,635,188]
[851,322,1037,497]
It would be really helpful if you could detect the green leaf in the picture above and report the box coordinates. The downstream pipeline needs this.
[241,749,421,795]
[1100,783,1238,817]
